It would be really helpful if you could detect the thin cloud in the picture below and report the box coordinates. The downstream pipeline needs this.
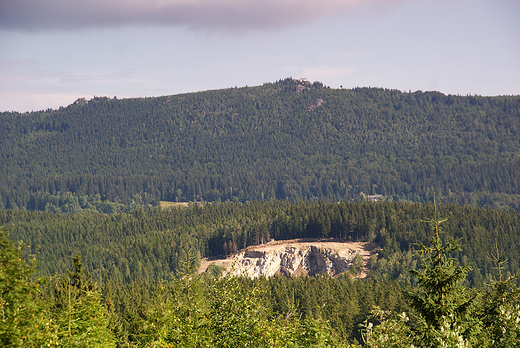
[0,0,407,32]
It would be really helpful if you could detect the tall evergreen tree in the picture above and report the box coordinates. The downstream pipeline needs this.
[0,226,58,346]
[406,201,478,346]
[50,255,115,347]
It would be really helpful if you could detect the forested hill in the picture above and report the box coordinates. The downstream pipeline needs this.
[3,201,520,286]
[2,78,520,210]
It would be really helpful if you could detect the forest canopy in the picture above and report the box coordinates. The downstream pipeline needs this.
[1,78,520,211]
[2,200,520,347]
[3,200,520,288]
[3,79,520,346]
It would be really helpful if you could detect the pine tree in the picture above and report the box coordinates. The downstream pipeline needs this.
[406,201,478,346]
[0,226,58,347]
[478,242,520,346]
[51,255,115,347]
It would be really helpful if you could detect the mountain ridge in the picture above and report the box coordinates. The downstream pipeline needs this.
[1,78,520,210]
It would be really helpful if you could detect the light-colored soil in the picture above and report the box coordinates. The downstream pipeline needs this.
[198,238,379,278]
[159,201,190,208]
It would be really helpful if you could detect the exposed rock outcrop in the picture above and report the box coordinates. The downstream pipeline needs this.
[73,97,87,106]
[308,98,325,111]
[199,240,376,278]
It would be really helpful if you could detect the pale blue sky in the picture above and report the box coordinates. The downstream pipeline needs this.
[1,0,519,112]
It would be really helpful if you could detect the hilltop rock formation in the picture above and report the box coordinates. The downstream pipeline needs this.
[199,240,376,278]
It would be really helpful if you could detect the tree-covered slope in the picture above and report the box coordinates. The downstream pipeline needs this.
[3,206,520,347]
[3,201,520,287]
[1,78,520,209]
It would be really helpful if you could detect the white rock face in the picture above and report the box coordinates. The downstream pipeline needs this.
[200,240,375,278]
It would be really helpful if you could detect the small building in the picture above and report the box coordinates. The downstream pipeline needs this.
[366,195,383,202]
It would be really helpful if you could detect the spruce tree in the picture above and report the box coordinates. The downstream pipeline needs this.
[478,242,520,346]
[0,226,58,346]
[51,255,115,347]
[406,201,478,346]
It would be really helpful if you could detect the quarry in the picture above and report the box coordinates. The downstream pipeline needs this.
[198,239,378,278]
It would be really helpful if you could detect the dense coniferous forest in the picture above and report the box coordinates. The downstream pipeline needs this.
[3,201,520,287]
[2,201,520,346]
[1,78,520,210]
[2,79,520,346]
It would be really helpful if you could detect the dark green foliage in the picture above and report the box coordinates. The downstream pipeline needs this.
[361,202,520,347]
[477,244,520,346]
[359,307,416,347]
[205,263,226,278]
[349,253,364,276]
[2,200,520,346]
[102,268,404,346]
[49,255,115,347]
[124,257,348,347]
[406,203,478,345]
[0,226,57,346]
[21,191,154,214]
[3,200,520,287]
[1,79,520,210]
[255,274,409,342]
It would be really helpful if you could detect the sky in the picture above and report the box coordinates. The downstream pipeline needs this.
[1,0,519,112]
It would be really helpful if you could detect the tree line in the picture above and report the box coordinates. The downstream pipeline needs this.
[3,200,520,288]
[1,78,520,210]
[2,201,520,346]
